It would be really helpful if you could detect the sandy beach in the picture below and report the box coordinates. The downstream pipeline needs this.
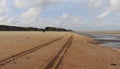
[0,31,120,69]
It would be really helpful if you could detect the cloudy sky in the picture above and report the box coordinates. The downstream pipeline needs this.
[0,0,120,31]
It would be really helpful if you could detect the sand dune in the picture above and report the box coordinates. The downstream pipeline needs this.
[0,32,120,69]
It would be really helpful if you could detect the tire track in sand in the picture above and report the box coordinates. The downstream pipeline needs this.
[45,35,73,69]
[0,35,66,66]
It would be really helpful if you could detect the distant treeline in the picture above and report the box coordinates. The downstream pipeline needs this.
[0,25,72,31]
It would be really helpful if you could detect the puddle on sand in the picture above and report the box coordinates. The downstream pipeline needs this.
[101,42,120,48]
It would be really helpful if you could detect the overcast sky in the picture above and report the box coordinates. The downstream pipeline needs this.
[0,0,120,31]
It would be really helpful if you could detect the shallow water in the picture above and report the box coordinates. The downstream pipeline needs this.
[89,34,120,48]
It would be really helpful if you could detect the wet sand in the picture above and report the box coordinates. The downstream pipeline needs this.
[0,31,120,69]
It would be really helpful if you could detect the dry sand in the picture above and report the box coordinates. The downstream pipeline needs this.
[0,31,120,69]
[0,32,67,60]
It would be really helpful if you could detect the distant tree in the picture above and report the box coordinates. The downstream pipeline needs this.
[0,25,72,31]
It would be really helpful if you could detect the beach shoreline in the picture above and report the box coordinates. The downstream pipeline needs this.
[0,31,120,69]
